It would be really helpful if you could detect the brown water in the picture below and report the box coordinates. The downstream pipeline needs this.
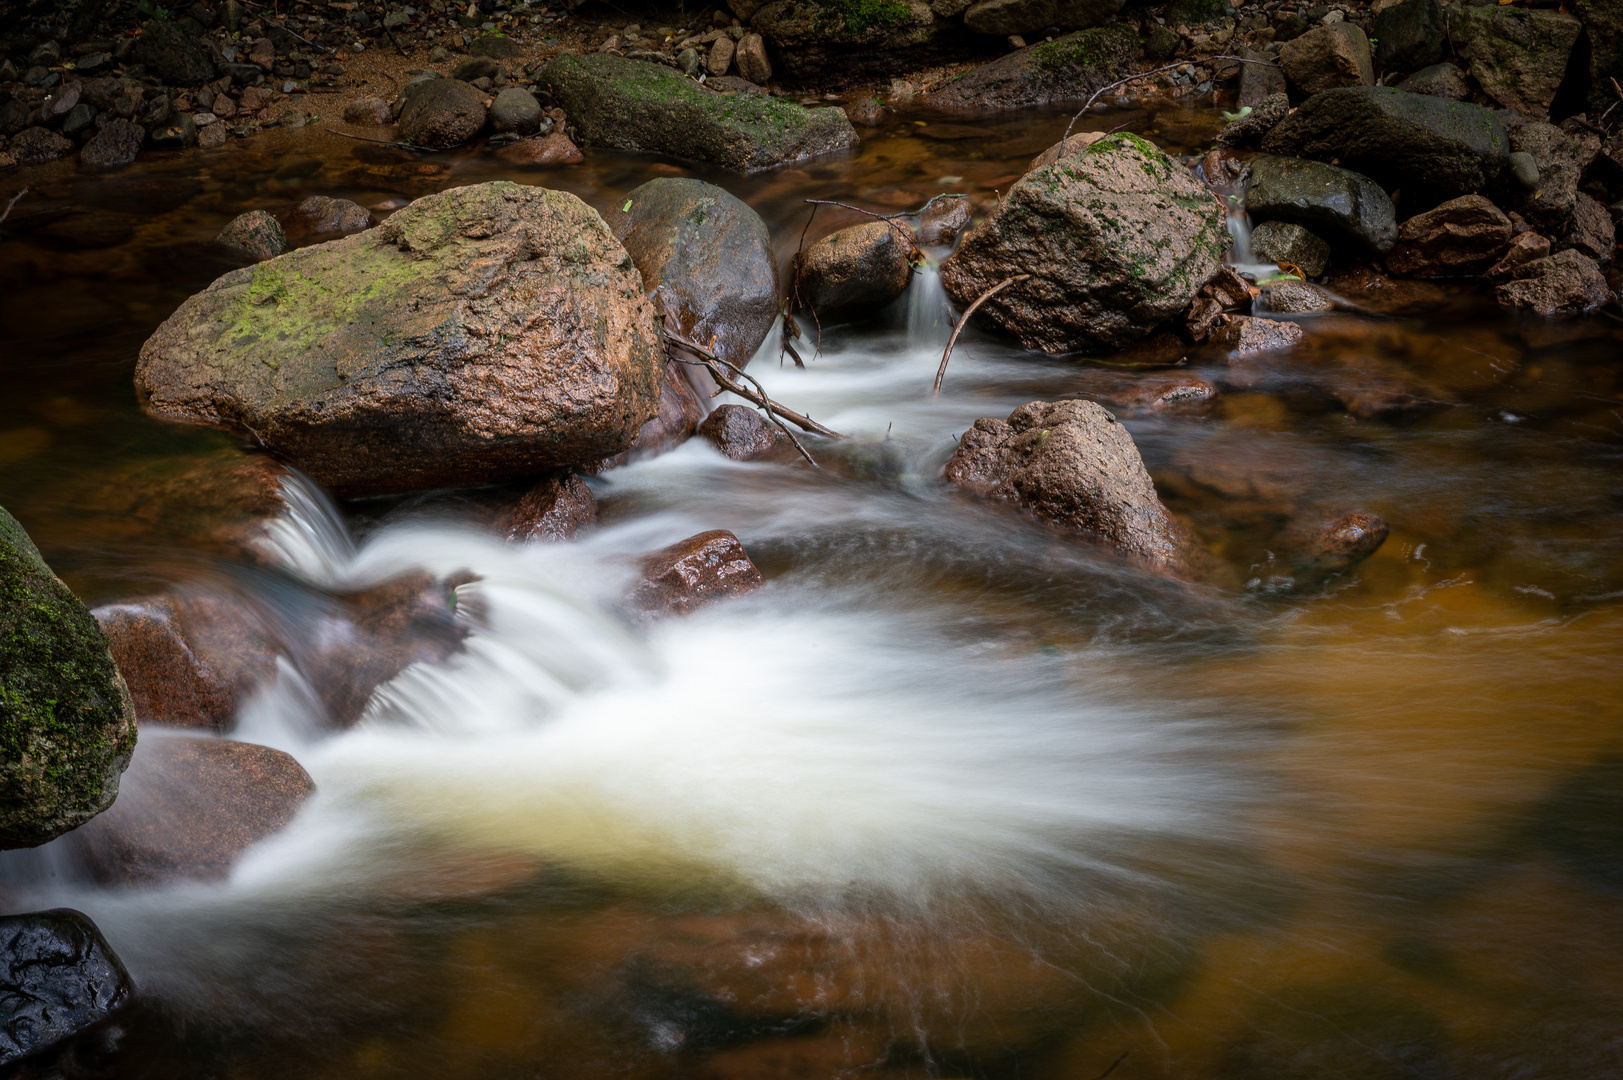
[2,101,1622,1080]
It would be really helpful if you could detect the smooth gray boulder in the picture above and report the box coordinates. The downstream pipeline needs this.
[1246,154,1398,254]
[489,86,543,134]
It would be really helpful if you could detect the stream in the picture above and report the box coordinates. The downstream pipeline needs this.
[1,99,1622,1080]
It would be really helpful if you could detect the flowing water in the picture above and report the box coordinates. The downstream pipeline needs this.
[1,100,1622,1080]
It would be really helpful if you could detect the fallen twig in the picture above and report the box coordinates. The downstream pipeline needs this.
[665,330,841,467]
[1059,55,1282,153]
[323,127,424,151]
[0,187,27,229]
[933,273,1030,395]
[786,204,824,361]
[1091,1050,1130,1080]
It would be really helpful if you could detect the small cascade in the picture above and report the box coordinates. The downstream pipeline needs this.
[903,260,955,346]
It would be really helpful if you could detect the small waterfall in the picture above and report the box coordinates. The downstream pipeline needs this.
[256,472,357,586]
[903,260,955,345]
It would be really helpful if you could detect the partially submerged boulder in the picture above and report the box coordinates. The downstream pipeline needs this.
[494,473,597,542]
[939,133,1229,354]
[1446,5,1584,120]
[1384,195,1512,277]
[594,361,708,470]
[700,404,793,461]
[795,219,915,324]
[397,76,487,149]
[916,195,972,244]
[0,910,132,1069]
[540,53,858,172]
[922,26,1138,110]
[944,399,1197,573]
[1245,153,1398,254]
[608,177,780,369]
[1250,219,1331,276]
[1494,249,1611,316]
[1,508,137,850]
[630,530,766,617]
[136,182,665,497]
[1211,314,1306,354]
[215,209,285,259]
[294,194,372,234]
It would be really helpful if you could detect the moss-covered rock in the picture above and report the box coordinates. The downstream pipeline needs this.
[924,24,1139,109]
[539,53,859,171]
[749,0,985,86]
[939,132,1230,353]
[1,507,136,850]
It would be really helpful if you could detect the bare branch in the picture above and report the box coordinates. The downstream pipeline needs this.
[1059,55,1283,152]
[0,187,27,230]
[933,274,1031,396]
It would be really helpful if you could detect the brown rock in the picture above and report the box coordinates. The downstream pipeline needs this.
[1202,265,1254,310]
[735,32,771,84]
[8,126,74,164]
[216,208,286,259]
[197,122,228,149]
[915,194,971,244]
[1185,295,1225,342]
[944,399,1197,573]
[707,34,735,76]
[396,76,487,150]
[699,403,792,460]
[630,530,765,617]
[294,194,372,233]
[494,131,584,166]
[1069,372,1218,414]
[1384,194,1512,278]
[795,219,915,323]
[343,95,392,126]
[1485,230,1551,282]
[494,473,597,542]
[211,94,236,118]
[93,593,280,732]
[1237,48,1287,108]
[1558,192,1615,264]
[69,736,314,885]
[1281,508,1390,570]
[1494,249,1611,316]
[1278,23,1375,95]
[1210,314,1305,354]
[1026,129,1105,171]
[845,96,883,126]
[594,360,707,469]
[1254,280,1335,313]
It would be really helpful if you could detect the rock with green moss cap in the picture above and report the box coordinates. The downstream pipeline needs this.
[135,181,665,498]
[939,132,1230,354]
[1446,6,1583,120]
[539,53,858,172]
[924,24,1138,109]
[1,507,137,850]
[749,0,981,86]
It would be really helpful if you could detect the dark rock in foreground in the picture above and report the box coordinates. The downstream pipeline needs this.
[1,508,137,850]
[0,910,131,1068]
[136,182,664,498]
[944,400,1198,574]
[540,53,858,173]
[923,26,1138,110]
[631,530,765,617]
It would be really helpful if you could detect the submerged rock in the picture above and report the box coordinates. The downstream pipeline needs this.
[1494,249,1611,316]
[496,132,584,166]
[700,403,793,461]
[0,508,137,850]
[1210,314,1306,354]
[494,473,597,542]
[940,133,1229,354]
[795,219,915,324]
[69,736,314,885]
[944,399,1197,573]
[1281,508,1390,572]
[1261,86,1509,198]
[1446,5,1583,120]
[608,177,780,369]
[294,194,372,234]
[540,53,858,172]
[631,530,765,617]
[1384,194,1512,277]
[1245,153,1398,254]
[136,181,664,497]
[215,208,286,259]
[923,26,1139,110]
[0,910,132,1068]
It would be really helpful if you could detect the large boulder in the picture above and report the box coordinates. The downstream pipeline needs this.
[132,19,216,84]
[1446,6,1584,120]
[922,25,1138,109]
[539,53,858,172]
[1575,0,1623,115]
[1,508,137,850]
[1278,23,1374,95]
[1260,86,1509,198]
[68,736,314,885]
[944,399,1196,573]
[961,0,1124,37]
[0,910,132,1069]
[135,182,664,497]
[397,77,487,149]
[1245,154,1398,254]
[939,133,1229,354]
[1494,249,1611,315]
[1384,194,1512,277]
[795,220,915,323]
[1372,0,1445,76]
[607,177,780,369]
[748,0,978,87]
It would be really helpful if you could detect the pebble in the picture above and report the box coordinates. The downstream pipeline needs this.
[1508,151,1540,190]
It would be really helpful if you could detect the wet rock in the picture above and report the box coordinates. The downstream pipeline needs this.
[940,132,1229,354]
[9,127,74,164]
[923,26,1138,110]
[1494,249,1611,315]
[1559,193,1615,264]
[749,0,967,87]
[1251,219,1332,276]
[1385,194,1512,277]
[397,76,487,150]
[493,473,597,542]
[1215,91,1289,148]
[133,19,216,84]
[342,96,392,126]
[1210,313,1305,354]
[607,177,780,368]
[1237,48,1287,109]
[216,208,286,259]
[495,132,584,166]
[196,120,228,150]
[295,194,372,233]
[1278,23,1374,95]
[148,110,197,149]
[1396,62,1472,102]
[944,399,1198,572]
[449,56,499,82]
[136,181,664,497]
[78,118,144,170]
[489,87,543,134]
[1255,279,1334,312]
[735,33,772,84]
[1245,153,1398,254]
[69,736,313,885]
[630,530,765,617]
[1510,121,1598,236]
[796,219,915,323]
[1485,230,1552,281]
[961,0,1124,36]
[1261,86,1510,198]
[595,360,708,469]
[92,593,279,733]
[1281,508,1390,571]
[700,403,793,460]
[1373,0,1444,76]
[676,47,703,77]
[0,507,136,850]
[916,194,971,244]
[1028,130,1107,170]
[541,53,857,173]
[0,910,131,1069]
[846,97,884,126]
[1070,372,1219,414]
[1447,6,1583,120]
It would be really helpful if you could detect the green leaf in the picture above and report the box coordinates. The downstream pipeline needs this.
[622,199,633,212]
